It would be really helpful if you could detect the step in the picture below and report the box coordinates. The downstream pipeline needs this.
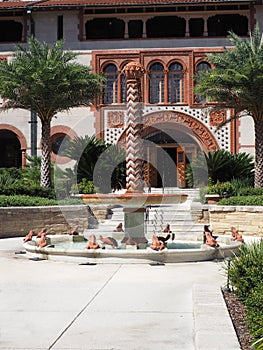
[90,196,204,240]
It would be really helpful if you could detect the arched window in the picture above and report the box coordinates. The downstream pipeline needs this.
[149,63,164,104]
[51,133,70,155]
[168,63,184,103]
[121,73,126,103]
[103,64,118,104]
[195,61,211,102]
[196,62,211,72]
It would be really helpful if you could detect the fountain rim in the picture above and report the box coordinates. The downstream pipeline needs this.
[23,236,242,264]
[80,192,188,206]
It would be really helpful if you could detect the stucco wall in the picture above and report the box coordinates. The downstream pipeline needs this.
[238,115,255,158]
[0,205,99,238]
[206,205,263,236]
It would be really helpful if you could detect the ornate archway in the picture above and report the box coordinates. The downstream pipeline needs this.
[118,110,219,188]
[142,111,219,151]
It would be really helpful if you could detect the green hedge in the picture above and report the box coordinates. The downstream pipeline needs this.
[0,195,82,207]
[0,184,56,199]
[227,241,263,343]
[227,241,263,301]
[238,187,263,196]
[218,196,263,206]
[245,283,263,340]
[0,195,58,207]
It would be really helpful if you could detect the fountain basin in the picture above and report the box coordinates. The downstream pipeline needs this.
[23,235,242,264]
[81,193,188,206]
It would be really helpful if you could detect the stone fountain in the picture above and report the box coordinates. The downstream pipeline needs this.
[81,61,187,245]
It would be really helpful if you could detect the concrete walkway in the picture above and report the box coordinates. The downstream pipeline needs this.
[0,238,241,350]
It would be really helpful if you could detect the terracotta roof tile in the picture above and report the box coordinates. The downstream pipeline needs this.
[34,0,252,6]
[0,1,31,9]
[0,0,253,10]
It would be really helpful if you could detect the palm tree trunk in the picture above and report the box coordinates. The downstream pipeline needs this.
[254,119,263,188]
[41,120,51,188]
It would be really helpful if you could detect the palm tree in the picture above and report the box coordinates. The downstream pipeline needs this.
[0,37,103,188]
[93,144,126,193]
[186,149,254,186]
[62,135,108,183]
[195,25,263,187]
[62,135,126,193]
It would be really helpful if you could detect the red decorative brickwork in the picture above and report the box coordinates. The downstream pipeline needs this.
[142,111,219,151]
[209,110,226,126]
[122,62,145,192]
[107,111,124,128]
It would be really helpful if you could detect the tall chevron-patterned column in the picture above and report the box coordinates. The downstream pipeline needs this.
[122,62,145,193]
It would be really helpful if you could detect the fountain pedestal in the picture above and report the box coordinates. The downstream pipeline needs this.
[123,207,147,244]
[81,192,188,246]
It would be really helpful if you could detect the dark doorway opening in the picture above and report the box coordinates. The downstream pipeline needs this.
[128,20,143,38]
[157,147,177,187]
[0,130,22,167]
[86,18,125,39]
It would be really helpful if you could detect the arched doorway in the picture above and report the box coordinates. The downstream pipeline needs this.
[143,127,200,188]
[142,111,219,188]
[118,111,219,188]
[0,130,22,168]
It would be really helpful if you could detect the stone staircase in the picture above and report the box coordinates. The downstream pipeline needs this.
[84,188,204,242]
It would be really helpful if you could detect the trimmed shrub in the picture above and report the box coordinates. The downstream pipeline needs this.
[58,198,83,205]
[218,196,263,206]
[238,187,263,197]
[0,195,83,207]
[245,284,263,341]
[0,184,56,199]
[206,181,235,196]
[227,241,263,301]
[0,195,58,207]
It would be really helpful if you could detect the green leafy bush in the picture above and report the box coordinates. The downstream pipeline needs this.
[245,284,263,341]
[229,178,254,196]
[238,187,263,197]
[0,168,22,186]
[0,195,58,207]
[0,184,55,199]
[252,332,263,349]
[206,181,235,196]
[58,198,83,205]
[218,196,263,206]
[21,156,41,186]
[0,195,84,206]
[200,181,234,204]
[227,241,263,301]
[186,149,254,187]
[77,179,95,194]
